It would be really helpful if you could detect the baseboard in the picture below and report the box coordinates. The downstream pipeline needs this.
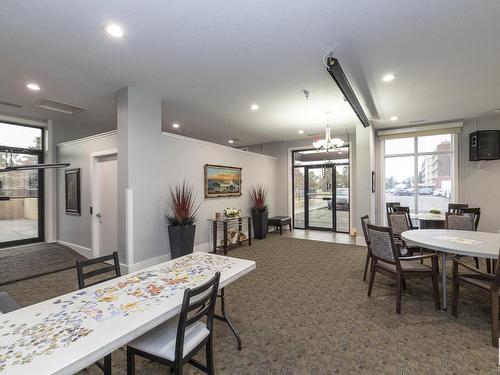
[194,242,210,253]
[120,242,211,274]
[355,235,367,247]
[57,240,93,258]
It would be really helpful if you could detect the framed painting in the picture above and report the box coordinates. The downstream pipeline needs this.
[65,168,81,215]
[204,164,242,198]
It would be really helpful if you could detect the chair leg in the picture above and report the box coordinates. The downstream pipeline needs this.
[367,267,376,297]
[206,338,215,375]
[396,275,402,314]
[174,364,183,375]
[451,260,459,317]
[126,348,134,375]
[402,278,407,291]
[486,259,492,274]
[474,257,480,270]
[491,291,499,347]
[279,225,283,235]
[362,250,371,282]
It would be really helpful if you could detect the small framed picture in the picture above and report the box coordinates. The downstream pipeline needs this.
[65,168,81,215]
[371,171,376,193]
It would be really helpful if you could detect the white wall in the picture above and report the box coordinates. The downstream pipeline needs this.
[56,131,117,255]
[459,116,500,233]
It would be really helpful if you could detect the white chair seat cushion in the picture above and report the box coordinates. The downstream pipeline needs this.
[129,317,210,361]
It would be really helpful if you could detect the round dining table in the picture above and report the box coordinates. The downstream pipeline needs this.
[401,229,500,310]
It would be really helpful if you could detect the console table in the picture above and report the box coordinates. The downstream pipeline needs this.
[208,216,252,255]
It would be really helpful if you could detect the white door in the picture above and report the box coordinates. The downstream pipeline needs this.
[94,155,118,257]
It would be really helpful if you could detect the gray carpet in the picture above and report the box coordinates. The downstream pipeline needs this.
[1,236,498,374]
[0,242,85,285]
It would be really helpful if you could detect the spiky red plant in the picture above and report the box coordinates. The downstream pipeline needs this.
[166,181,200,226]
[249,185,268,211]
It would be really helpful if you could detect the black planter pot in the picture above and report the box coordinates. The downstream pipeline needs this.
[168,225,196,259]
[252,209,268,239]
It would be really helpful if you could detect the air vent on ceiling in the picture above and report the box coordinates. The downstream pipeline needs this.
[35,98,87,115]
[0,101,23,109]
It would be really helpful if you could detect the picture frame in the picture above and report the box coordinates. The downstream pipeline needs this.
[371,171,376,193]
[65,168,81,215]
[204,164,242,198]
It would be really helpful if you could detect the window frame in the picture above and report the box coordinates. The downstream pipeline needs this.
[0,122,45,248]
[382,134,457,221]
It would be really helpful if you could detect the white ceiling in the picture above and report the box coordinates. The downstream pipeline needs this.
[0,0,499,146]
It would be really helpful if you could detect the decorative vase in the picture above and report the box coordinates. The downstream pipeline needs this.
[168,225,196,259]
[252,209,268,239]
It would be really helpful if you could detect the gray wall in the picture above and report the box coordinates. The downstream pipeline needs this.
[459,116,500,233]
[56,132,117,250]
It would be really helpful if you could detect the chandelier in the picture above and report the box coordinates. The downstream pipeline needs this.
[312,112,344,152]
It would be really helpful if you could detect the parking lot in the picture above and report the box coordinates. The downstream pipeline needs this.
[385,193,451,213]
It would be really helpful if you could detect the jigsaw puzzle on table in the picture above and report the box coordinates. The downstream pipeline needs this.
[0,253,234,372]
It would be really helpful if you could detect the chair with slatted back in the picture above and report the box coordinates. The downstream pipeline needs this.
[460,208,481,231]
[386,202,400,223]
[393,206,419,230]
[452,248,500,347]
[387,212,412,256]
[127,272,221,375]
[76,251,121,374]
[366,224,440,314]
[448,203,468,214]
[360,215,372,282]
[76,251,121,289]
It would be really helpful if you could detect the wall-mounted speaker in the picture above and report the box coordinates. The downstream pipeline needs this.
[469,130,500,161]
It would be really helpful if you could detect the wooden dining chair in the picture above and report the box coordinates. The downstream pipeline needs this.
[451,249,500,347]
[76,251,121,289]
[76,251,121,374]
[445,212,480,270]
[460,208,481,231]
[393,206,419,230]
[366,224,440,314]
[448,203,468,214]
[360,215,372,282]
[127,272,221,375]
[387,212,412,256]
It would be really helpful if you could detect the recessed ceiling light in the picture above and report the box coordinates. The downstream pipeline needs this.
[228,139,235,144]
[494,109,500,113]
[250,104,259,111]
[390,116,398,121]
[382,73,395,82]
[298,130,304,134]
[26,83,41,91]
[106,23,124,38]
[172,123,180,128]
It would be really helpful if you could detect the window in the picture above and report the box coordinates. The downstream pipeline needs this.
[384,134,454,217]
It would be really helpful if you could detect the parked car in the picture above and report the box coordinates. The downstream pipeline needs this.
[419,187,434,195]
[327,188,350,210]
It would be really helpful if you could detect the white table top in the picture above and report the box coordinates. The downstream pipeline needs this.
[413,213,446,221]
[402,229,500,258]
[0,252,255,375]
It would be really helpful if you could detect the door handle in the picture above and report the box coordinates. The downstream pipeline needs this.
[96,213,102,223]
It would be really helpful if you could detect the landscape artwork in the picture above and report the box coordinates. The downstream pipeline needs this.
[204,164,242,197]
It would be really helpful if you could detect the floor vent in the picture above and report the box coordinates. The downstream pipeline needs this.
[35,98,87,115]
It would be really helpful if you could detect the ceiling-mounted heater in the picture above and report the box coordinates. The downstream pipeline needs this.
[326,57,370,128]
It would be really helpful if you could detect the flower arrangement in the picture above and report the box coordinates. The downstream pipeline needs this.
[224,207,240,218]
[166,181,200,226]
[249,185,268,212]
[429,209,441,215]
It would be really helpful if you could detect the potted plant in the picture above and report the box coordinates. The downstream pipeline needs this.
[166,181,200,259]
[249,185,268,239]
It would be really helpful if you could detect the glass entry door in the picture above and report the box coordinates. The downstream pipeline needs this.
[306,167,333,229]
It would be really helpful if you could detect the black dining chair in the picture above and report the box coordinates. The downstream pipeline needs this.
[393,206,419,230]
[76,251,121,374]
[366,224,440,314]
[127,272,221,375]
[448,203,468,214]
[451,249,500,347]
[360,215,372,282]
